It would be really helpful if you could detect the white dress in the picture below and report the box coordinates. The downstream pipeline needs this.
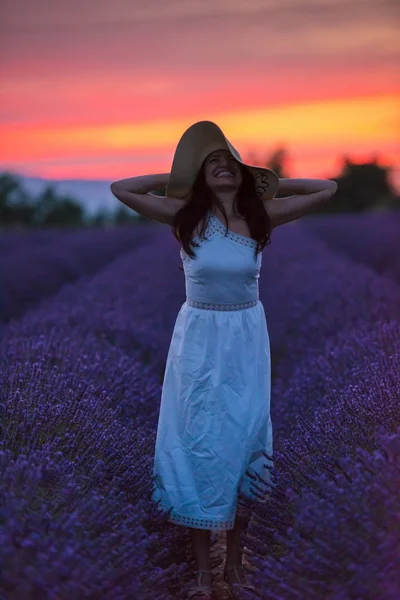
[151,210,274,531]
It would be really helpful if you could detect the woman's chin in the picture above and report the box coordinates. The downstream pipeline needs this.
[211,181,239,192]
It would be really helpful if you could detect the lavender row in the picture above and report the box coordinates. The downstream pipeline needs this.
[0,222,155,323]
[300,210,400,284]
[258,224,400,440]
[248,425,400,599]
[0,230,193,599]
[241,224,400,597]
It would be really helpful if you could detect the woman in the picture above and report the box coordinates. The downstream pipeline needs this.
[110,121,338,599]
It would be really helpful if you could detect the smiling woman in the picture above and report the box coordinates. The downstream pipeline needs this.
[144,121,279,597]
[110,120,339,598]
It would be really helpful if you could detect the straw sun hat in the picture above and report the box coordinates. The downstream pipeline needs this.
[166,120,280,201]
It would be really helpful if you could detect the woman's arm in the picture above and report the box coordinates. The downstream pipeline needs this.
[110,173,186,225]
[265,178,338,228]
[110,173,170,194]
[277,178,337,196]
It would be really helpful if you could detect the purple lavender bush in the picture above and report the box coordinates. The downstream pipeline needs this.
[3,227,185,380]
[0,223,153,323]
[0,373,185,599]
[259,225,400,437]
[238,225,400,598]
[246,425,400,600]
[301,210,400,284]
[0,231,197,599]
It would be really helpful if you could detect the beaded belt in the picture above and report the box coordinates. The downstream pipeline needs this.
[186,298,259,311]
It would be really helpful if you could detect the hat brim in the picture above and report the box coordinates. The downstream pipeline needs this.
[166,121,279,201]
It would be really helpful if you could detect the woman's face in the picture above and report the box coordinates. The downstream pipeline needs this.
[203,150,243,194]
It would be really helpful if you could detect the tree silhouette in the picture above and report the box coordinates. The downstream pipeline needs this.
[313,156,399,214]
[32,184,58,225]
[31,184,84,226]
[89,208,110,227]
[42,197,84,227]
[0,172,34,225]
[113,204,138,225]
[264,146,289,179]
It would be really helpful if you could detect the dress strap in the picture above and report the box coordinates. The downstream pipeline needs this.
[208,211,258,249]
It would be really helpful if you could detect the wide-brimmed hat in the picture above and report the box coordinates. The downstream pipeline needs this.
[166,120,279,201]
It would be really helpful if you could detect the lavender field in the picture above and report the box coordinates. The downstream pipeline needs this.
[302,211,400,284]
[1,214,399,600]
[0,222,156,323]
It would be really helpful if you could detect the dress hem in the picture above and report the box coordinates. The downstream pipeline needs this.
[168,511,236,530]
[153,492,254,531]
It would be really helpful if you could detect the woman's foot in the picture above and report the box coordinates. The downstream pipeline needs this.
[223,564,257,595]
[224,564,247,584]
[185,568,213,599]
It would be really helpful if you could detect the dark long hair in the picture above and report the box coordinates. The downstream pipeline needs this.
[171,161,273,266]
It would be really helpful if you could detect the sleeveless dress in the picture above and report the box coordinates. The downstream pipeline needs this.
[151,209,274,531]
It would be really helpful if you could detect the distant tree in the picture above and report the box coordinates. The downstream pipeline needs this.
[88,208,110,227]
[0,174,90,228]
[42,197,84,227]
[113,204,138,225]
[0,172,34,226]
[0,172,21,205]
[32,185,84,226]
[264,146,289,179]
[32,184,59,225]
[6,201,36,225]
[313,156,399,214]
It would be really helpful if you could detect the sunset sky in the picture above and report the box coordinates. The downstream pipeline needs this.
[1,0,399,191]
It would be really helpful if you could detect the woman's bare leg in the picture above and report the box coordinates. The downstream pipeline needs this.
[190,528,213,586]
[225,515,249,583]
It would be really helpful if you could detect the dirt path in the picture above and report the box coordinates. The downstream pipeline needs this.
[209,531,255,599]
